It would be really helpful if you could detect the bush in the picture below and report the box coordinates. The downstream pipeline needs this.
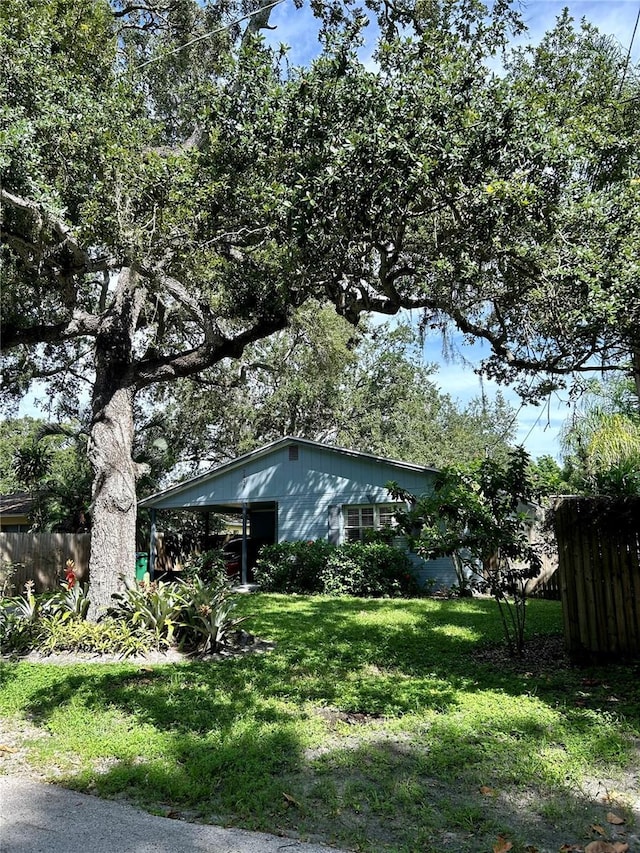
[254,540,419,598]
[253,540,334,593]
[320,542,419,598]
[181,549,229,586]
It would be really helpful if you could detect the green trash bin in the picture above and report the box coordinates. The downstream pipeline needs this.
[135,552,149,582]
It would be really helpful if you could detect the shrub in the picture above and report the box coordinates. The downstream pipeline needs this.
[254,539,419,598]
[253,540,334,593]
[181,549,229,586]
[320,542,419,598]
[37,614,153,657]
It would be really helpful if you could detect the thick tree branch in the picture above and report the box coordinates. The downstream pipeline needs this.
[1,310,102,351]
[132,311,291,389]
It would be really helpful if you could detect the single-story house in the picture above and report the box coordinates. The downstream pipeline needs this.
[138,436,456,587]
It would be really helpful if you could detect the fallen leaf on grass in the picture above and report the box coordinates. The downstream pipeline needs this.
[584,842,629,853]
[591,825,606,836]
[0,745,18,754]
[282,792,301,808]
[559,844,584,851]
[493,835,513,853]
[606,813,625,825]
[480,785,495,795]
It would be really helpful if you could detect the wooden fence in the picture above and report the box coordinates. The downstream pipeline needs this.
[0,532,178,595]
[554,496,640,661]
[0,532,90,595]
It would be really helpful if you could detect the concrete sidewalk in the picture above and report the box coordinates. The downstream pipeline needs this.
[0,777,346,853]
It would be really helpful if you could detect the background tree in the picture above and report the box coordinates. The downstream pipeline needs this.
[144,301,361,468]
[335,323,516,466]
[0,418,92,531]
[527,454,572,499]
[146,310,516,477]
[3,0,638,613]
[560,379,640,496]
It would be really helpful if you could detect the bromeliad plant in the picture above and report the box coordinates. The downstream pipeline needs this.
[175,576,251,656]
[109,576,182,648]
[1,563,92,654]
[0,580,41,652]
[45,561,91,621]
[109,575,251,656]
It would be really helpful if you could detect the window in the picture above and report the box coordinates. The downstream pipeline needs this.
[288,445,299,461]
[343,504,398,542]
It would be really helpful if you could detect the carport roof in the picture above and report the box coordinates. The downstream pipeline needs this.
[138,436,438,509]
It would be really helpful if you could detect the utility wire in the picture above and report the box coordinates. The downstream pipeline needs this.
[617,3,640,98]
[136,0,287,69]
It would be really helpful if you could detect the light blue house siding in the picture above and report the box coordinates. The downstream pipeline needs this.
[139,437,457,588]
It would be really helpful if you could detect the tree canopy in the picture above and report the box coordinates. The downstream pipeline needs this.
[2,0,638,611]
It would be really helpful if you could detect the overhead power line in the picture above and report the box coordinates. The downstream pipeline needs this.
[617,3,640,97]
[136,0,287,69]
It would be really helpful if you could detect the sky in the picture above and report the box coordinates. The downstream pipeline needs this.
[14,0,640,461]
[267,0,640,459]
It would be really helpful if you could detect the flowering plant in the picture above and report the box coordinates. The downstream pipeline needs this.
[64,559,77,589]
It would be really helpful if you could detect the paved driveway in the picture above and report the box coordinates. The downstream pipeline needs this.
[0,776,346,853]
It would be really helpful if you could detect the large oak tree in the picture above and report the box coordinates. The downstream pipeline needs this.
[2,0,638,613]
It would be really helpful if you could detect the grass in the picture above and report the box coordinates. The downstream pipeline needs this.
[0,594,638,853]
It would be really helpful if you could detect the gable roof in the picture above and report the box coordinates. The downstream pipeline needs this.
[0,492,34,518]
[139,436,438,508]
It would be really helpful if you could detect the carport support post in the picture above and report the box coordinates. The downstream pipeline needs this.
[241,501,248,586]
[149,508,157,579]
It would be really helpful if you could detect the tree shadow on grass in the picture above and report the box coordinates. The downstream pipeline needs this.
[15,670,638,852]
[4,595,639,851]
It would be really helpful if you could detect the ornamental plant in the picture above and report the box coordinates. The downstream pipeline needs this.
[389,447,543,656]
[175,576,251,656]
[109,576,181,648]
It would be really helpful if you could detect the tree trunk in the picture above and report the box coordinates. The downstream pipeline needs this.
[86,267,146,620]
[87,385,139,620]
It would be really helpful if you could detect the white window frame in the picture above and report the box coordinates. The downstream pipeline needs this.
[342,503,399,542]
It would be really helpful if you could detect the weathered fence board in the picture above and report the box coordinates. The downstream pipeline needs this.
[554,497,640,661]
[0,533,90,594]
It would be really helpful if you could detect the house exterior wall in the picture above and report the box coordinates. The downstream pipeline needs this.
[144,440,458,587]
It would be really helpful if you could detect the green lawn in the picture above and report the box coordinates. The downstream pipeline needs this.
[0,595,638,853]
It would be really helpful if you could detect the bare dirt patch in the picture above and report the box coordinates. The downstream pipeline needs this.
[472,632,572,674]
